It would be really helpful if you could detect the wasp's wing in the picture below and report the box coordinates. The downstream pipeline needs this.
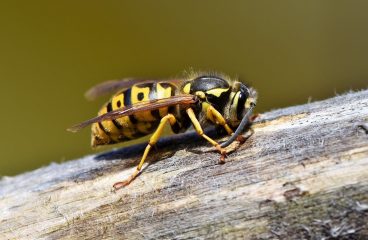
[85,78,183,101]
[68,95,197,132]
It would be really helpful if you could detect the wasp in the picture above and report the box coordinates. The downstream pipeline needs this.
[68,72,257,190]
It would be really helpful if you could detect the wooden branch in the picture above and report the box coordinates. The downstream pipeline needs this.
[1,90,368,239]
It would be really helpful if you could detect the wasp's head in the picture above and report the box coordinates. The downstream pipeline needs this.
[225,81,257,128]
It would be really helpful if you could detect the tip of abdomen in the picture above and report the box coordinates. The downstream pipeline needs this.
[91,123,111,147]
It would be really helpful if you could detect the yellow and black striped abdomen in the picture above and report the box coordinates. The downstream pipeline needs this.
[91,82,177,147]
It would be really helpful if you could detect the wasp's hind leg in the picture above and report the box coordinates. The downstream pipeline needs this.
[113,114,178,190]
[186,108,227,164]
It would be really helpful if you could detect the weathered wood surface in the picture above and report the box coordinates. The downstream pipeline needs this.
[1,90,368,239]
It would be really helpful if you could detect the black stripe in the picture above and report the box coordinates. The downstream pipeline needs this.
[159,82,176,96]
[117,135,129,141]
[129,114,138,124]
[98,122,111,136]
[151,109,160,119]
[106,102,113,112]
[113,120,123,129]
[107,101,123,129]
[99,105,112,136]
[165,82,176,104]
[107,102,113,112]
[131,83,159,136]
[136,82,153,88]
[124,88,132,106]
[124,88,138,124]
[168,106,176,114]
[149,82,161,119]
[159,82,173,89]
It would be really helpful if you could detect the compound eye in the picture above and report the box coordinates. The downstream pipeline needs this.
[238,91,247,107]
[236,91,248,120]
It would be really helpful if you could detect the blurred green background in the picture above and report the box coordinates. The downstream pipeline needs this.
[0,1,367,176]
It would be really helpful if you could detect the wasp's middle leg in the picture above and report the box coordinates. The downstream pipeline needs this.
[113,114,178,190]
[186,108,227,163]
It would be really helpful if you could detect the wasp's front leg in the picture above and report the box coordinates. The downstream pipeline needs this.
[186,108,227,163]
[206,105,246,144]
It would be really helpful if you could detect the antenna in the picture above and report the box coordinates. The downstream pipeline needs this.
[220,102,256,148]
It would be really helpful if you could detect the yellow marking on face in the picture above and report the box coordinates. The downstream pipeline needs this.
[183,83,191,94]
[111,93,132,128]
[206,88,229,97]
[232,92,240,107]
[131,85,156,121]
[230,91,240,120]
[229,91,236,101]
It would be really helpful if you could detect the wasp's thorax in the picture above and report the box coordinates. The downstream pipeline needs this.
[182,75,257,128]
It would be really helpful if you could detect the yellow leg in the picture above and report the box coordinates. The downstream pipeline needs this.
[113,114,177,190]
[186,108,227,163]
[206,105,233,135]
[207,105,246,143]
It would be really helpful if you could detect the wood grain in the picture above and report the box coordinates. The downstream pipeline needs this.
[1,90,368,239]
